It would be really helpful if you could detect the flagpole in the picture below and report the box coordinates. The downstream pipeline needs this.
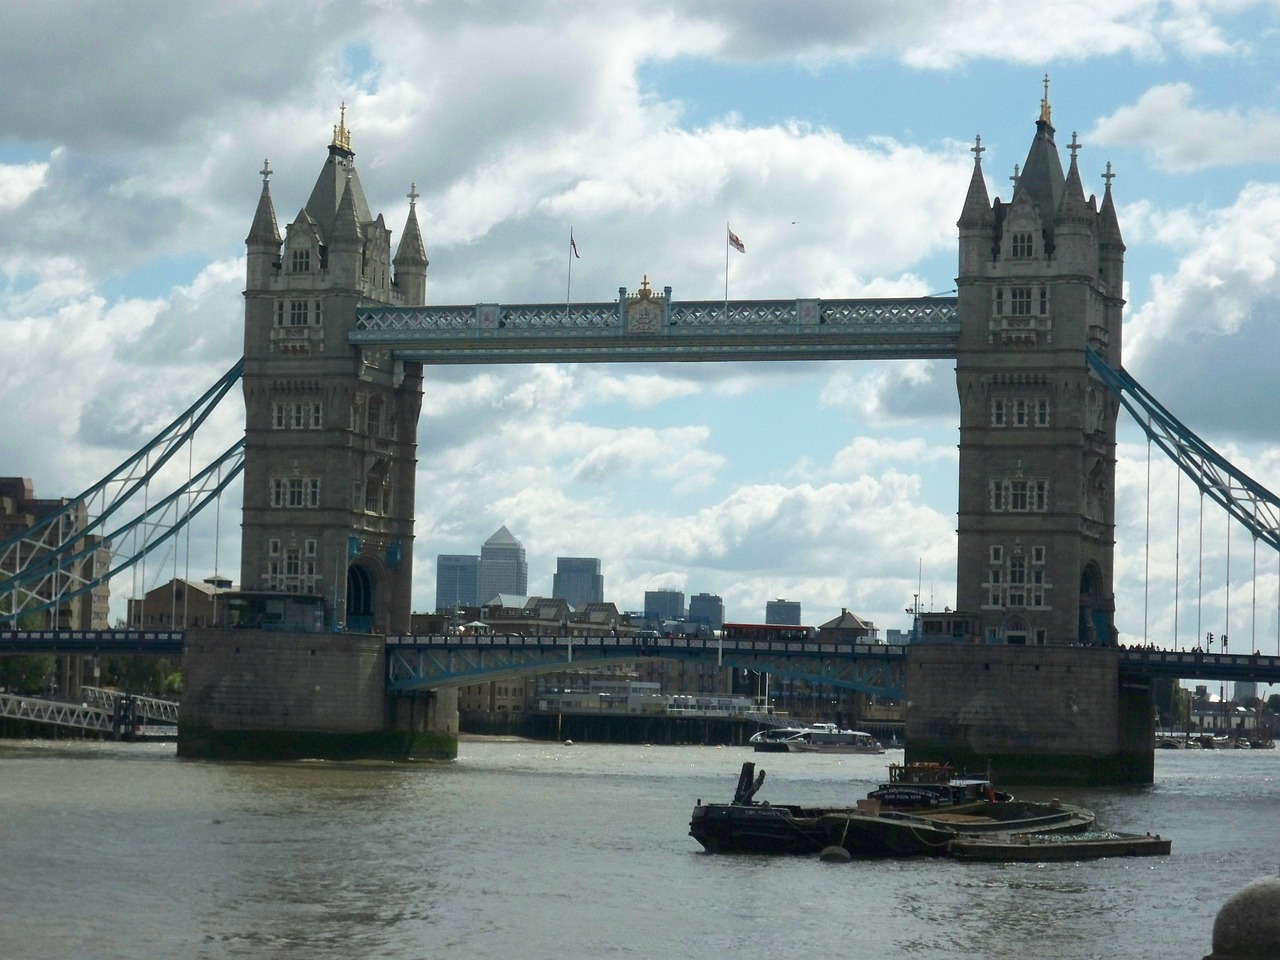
[566,227,574,322]
[724,221,730,323]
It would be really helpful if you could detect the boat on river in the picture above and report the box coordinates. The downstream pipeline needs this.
[750,723,885,754]
[689,761,1094,858]
[949,830,1171,862]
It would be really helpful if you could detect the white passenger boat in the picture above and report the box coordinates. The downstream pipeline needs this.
[749,723,885,754]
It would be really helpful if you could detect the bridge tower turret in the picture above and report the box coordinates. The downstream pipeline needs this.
[953,83,1124,648]
[238,105,426,634]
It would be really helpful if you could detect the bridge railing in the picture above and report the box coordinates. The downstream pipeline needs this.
[385,633,907,659]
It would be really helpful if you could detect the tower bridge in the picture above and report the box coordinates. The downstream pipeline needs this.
[7,92,1280,783]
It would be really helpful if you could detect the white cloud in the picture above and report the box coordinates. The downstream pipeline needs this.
[1,0,1277,633]
[0,161,47,210]
[1092,83,1280,171]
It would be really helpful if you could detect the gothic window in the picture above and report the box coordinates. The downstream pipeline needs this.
[992,399,1006,426]
[1008,555,1027,607]
[1039,287,1048,315]
[1010,288,1032,316]
[291,249,311,273]
[310,402,324,429]
[270,476,321,509]
[290,403,306,429]
[272,403,287,429]
[1035,398,1050,426]
[313,300,323,326]
[991,478,1048,512]
[1031,569,1046,607]
[994,288,1004,315]
[1010,480,1029,511]
[366,396,383,436]
[289,300,309,326]
[1013,399,1028,426]
[1011,232,1033,258]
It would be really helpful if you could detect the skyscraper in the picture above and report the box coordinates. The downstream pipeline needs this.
[478,525,527,603]
[644,590,685,622]
[552,557,603,608]
[766,598,801,625]
[688,592,725,629]
[436,554,480,609]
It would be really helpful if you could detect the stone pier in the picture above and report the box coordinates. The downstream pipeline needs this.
[177,628,457,761]
[904,645,1154,786]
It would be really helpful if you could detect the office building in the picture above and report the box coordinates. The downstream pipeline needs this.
[766,598,802,625]
[687,592,724,629]
[478,525,527,603]
[644,589,685,622]
[436,554,480,609]
[552,557,604,608]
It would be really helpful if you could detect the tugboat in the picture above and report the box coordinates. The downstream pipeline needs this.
[689,761,1093,857]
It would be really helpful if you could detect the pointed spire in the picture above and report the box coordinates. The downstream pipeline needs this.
[331,173,363,243]
[246,158,281,246]
[1018,80,1065,221]
[1057,131,1091,220]
[958,135,993,228]
[1099,162,1123,239]
[394,182,428,267]
[331,101,353,157]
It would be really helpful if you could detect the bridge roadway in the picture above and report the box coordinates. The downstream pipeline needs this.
[4,630,1280,696]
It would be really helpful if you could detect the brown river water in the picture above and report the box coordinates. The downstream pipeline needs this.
[1,737,1274,959]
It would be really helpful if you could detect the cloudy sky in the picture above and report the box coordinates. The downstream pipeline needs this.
[2,1,1279,650]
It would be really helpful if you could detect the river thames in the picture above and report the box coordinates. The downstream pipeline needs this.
[1,736,1275,959]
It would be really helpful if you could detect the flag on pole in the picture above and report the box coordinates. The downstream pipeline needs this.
[570,230,580,258]
[727,227,745,253]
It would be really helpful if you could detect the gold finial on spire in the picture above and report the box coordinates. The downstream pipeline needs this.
[1040,73,1051,124]
[332,100,352,152]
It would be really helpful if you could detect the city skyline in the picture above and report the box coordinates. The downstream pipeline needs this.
[2,4,1279,643]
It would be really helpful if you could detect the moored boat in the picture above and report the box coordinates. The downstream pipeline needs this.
[689,761,1094,858]
[949,830,1171,862]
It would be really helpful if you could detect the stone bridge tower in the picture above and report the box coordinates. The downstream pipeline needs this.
[240,107,428,634]
[954,85,1124,647]
[906,87,1148,786]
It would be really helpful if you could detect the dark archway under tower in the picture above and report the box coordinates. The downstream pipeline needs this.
[347,564,375,633]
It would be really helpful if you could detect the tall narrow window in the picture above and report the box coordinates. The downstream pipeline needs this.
[1010,287,1032,316]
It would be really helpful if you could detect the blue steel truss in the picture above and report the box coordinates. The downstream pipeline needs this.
[0,361,245,623]
[352,295,960,363]
[385,634,907,697]
[1087,346,1280,551]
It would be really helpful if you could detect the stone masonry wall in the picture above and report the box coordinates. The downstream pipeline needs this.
[181,628,386,733]
[906,644,1120,755]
